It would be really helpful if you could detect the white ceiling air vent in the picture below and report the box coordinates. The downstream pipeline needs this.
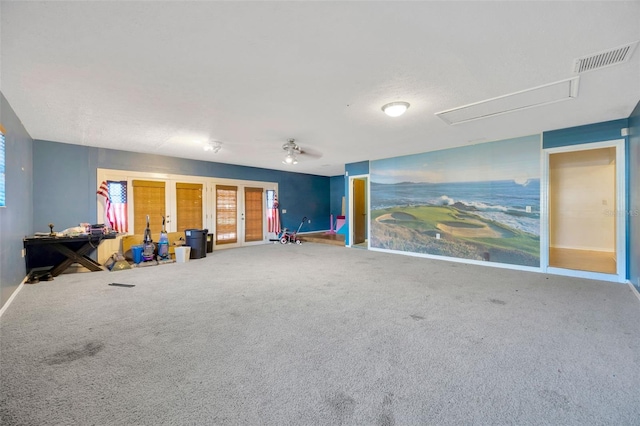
[573,41,639,73]
[435,77,580,125]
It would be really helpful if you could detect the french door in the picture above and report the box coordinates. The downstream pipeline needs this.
[132,180,203,235]
[214,185,266,247]
[97,169,276,260]
[244,187,264,243]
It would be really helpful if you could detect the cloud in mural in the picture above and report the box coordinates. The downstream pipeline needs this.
[514,176,531,186]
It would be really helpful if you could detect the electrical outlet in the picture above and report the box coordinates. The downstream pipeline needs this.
[436,233,440,239]
[526,206,532,213]
[282,209,286,214]
[308,219,311,223]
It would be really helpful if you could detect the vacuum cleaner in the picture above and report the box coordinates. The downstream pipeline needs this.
[157,216,169,260]
[142,215,155,261]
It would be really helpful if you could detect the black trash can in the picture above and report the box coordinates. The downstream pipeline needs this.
[185,229,208,259]
[206,233,214,253]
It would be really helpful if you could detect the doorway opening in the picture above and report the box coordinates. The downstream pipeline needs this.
[543,140,626,281]
[349,176,368,249]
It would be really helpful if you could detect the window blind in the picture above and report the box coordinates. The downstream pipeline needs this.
[244,187,263,242]
[216,185,237,244]
[0,125,5,207]
[133,180,165,234]
[176,182,203,232]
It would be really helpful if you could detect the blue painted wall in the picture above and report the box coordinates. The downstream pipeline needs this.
[543,119,628,149]
[628,102,640,290]
[543,119,630,279]
[32,140,330,235]
[330,175,345,218]
[343,161,370,245]
[0,93,34,309]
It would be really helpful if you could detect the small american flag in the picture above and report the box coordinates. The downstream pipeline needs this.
[97,180,128,232]
[267,193,280,233]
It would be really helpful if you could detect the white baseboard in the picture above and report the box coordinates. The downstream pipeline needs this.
[0,278,27,318]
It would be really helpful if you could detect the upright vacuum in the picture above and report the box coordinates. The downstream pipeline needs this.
[157,216,169,260]
[142,215,155,261]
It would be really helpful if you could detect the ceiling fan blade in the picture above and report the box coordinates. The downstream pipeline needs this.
[299,147,323,159]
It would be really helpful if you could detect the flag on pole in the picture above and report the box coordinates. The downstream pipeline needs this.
[97,180,128,233]
[267,193,280,233]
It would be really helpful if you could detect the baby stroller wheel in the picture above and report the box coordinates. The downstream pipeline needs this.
[280,236,288,244]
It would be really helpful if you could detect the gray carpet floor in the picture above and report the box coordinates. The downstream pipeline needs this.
[1,243,639,425]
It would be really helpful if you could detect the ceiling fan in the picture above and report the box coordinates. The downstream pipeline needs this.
[281,138,322,165]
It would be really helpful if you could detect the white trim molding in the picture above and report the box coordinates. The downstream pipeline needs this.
[541,139,626,283]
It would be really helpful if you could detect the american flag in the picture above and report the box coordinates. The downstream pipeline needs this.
[267,193,280,233]
[97,180,128,233]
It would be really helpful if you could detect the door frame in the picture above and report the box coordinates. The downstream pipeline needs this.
[541,139,626,282]
[348,174,369,248]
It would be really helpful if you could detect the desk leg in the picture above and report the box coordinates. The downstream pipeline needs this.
[49,243,104,276]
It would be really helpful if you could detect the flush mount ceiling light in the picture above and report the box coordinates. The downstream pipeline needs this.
[382,101,410,117]
[203,141,222,153]
[282,138,300,165]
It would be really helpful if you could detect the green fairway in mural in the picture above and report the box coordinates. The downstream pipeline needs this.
[370,135,541,267]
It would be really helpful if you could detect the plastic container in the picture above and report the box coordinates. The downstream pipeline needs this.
[206,233,214,253]
[185,229,208,259]
[174,246,191,263]
[157,233,169,260]
[131,245,144,264]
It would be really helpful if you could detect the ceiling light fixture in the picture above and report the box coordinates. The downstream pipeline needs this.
[283,152,298,165]
[282,138,299,165]
[382,101,410,117]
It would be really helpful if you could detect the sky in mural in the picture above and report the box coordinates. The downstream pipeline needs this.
[371,135,540,185]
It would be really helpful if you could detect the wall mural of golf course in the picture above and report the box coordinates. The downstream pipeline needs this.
[370,135,541,267]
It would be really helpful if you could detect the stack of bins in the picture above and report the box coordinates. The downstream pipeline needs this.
[185,229,208,259]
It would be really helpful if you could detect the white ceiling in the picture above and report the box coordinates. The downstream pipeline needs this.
[2,1,639,177]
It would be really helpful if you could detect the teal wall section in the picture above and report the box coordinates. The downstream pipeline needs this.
[628,101,640,290]
[0,93,34,309]
[330,175,345,218]
[543,119,628,149]
[32,140,330,236]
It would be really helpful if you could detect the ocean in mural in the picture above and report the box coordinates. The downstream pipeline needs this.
[370,136,541,267]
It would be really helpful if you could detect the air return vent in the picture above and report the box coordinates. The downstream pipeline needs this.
[435,77,580,125]
[573,41,638,73]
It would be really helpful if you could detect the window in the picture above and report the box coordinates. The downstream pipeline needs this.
[0,127,5,207]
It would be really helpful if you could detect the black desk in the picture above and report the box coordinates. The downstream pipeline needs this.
[23,234,116,277]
